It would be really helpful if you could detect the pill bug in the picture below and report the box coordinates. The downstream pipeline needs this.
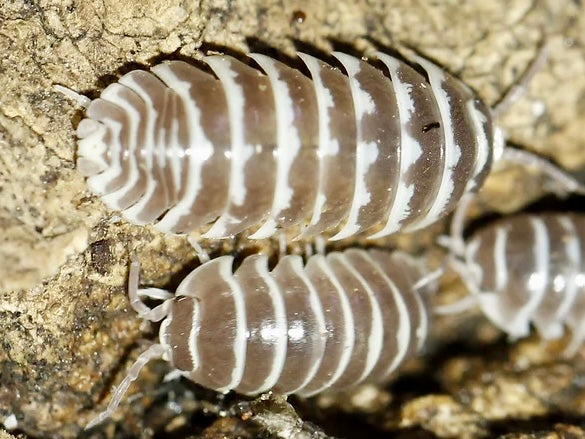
[86,248,434,428]
[68,48,508,240]
[441,212,585,354]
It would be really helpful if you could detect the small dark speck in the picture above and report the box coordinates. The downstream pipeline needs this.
[40,170,59,185]
[90,239,112,275]
[292,10,306,24]
[422,121,440,133]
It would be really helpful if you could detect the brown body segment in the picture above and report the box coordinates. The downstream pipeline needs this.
[204,57,278,237]
[468,227,497,293]
[468,98,495,191]
[356,250,403,382]
[233,255,282,394]
[390,251,429,350]
[271,256,326,394]
[177,257,239,391]
[167,296,195,372]
[390,62,445,229]
[100,86,150,209]
[85,98,130,195]
[299,255,353,395]
[423,77,481,217]
[377,252,422,359]
[158,91,181,209]
[496,218,536,312]
[258,57,321,229]
[300,56,357,236]
[154,61,233,232]
[567,215,585,333]
[324,253,376,390]
[532,216,574,335]
[343,57,402,235]
[119,70,176,223]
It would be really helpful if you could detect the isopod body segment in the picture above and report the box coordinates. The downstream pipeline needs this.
[75,50,500,240]
[452,213,585,352]
[86,248,434,428]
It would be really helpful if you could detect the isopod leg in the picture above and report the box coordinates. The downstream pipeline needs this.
[314,235,326,256]
[162,369,185,383]
[435,191,482,316]
[187,236,210,263]
[278,232,287,259]
[304,242,314,258]
[433,257,479,315]
[434,294,478,315]
[53,84,91,108]
[128,261,172,322]
[448,193,476,258]
[85,344,167,430]
[564,318,585,357]
[303,235,326,259]
[138,288,173,300]
[413,267,444,292]
[492,42,550,118]
[501,147,585,196]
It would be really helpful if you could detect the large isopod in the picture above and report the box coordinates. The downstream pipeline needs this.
[86,247,434,428]
[68,50,508,240]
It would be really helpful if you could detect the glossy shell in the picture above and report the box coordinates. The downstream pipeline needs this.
[76,51,496,239]
[462,213,585,347]
[159,248,432,395]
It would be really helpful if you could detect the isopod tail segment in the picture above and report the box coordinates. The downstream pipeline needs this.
[85,248,437,429]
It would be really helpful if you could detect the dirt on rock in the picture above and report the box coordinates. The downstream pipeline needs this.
[1,0,585,438]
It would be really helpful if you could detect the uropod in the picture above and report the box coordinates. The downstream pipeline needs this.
[85,248,435,428]
[57,46,584,240]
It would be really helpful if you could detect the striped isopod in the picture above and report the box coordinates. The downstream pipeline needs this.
[442,213,585,354]
[69,49,507,240]
[86,248,434,428]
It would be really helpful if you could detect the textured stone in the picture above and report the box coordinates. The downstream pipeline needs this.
[1,0,585,437]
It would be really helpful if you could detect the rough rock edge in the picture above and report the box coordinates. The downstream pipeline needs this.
[1,0,585,437]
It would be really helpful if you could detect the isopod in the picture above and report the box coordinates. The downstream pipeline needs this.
[440,212,585,354]
[85,248,434,428]
[59,47,585,240]
[61,48,521,240]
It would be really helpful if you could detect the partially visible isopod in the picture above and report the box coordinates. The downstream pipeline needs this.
[439,212,585,354]
[65,48,511,240]
[85,248,435,428]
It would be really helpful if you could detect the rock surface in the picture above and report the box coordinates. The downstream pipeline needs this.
[1,0,585,438]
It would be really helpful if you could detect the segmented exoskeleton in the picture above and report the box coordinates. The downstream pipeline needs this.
[442,213,585,354]
[86,248,434,428]
[73,51,501,240]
